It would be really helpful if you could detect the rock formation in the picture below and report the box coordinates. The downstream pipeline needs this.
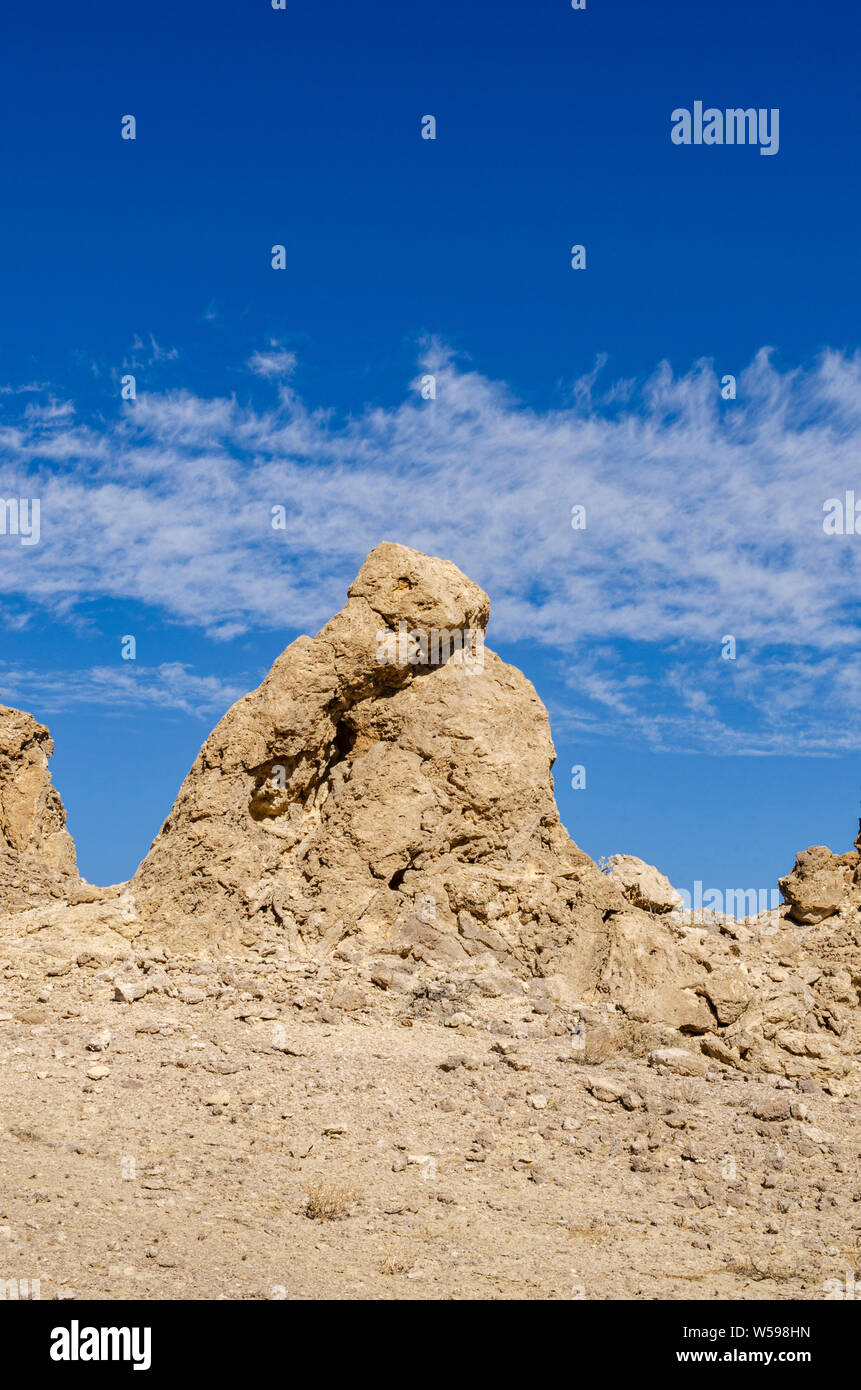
[0,544,858,1093]
[778,839,861,925]
[0,703,76,871]
[131,542,626,970]
[607,854,683,914]
[124,543,860,1081]
[0,703,78,907]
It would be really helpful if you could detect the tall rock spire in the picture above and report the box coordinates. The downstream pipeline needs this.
[131,542,609,958]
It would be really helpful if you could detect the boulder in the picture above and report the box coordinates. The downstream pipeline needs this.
[608,854,683,914]
[596,910,714,1032]
[698,966,751,1026]
[647,1047,710,1078]
[778,845,855,925]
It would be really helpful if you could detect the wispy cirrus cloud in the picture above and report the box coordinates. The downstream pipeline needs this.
[127,334,180,369]
[246,345,298,379]
[1,342,860,749]
[0,662,246,718]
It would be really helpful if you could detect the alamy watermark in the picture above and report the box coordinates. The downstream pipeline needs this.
[823,492,861,534]
[50,1321,152,1370]
[823,1271,860,1300]
[0,1276,40,1300]
[670,881,782,930]
[671,103,779,156]
[0,497,40,545]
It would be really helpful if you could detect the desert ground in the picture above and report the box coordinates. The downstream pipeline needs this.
[1,930,859,1302]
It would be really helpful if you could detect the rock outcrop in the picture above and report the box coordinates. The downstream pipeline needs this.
[132,542,627,965]
[120,543,859,1090]
[0,703,77,906]
[1,544,858,1095]
[778,841,861,925]
[607,854,683,914]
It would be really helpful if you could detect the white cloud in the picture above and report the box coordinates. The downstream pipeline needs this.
[128,334,180,368]
[247,346,298,379]
[0,662,246,718]
[1,343,860,752]
[23,398,75,424]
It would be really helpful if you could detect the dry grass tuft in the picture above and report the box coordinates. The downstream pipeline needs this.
[613,1018,668,1058]
[670,1077,703,1106]
[724,1250,801,1284]
[304,1179,357,1221]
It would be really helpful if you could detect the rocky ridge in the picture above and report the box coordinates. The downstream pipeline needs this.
[0,543,859,1094]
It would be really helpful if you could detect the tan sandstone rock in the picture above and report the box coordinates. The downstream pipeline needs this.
[608,854,683,914]
[0,704,77,905]
[2,544,856,1095]
[778,845,858,925]
[131,543,620,963]
[127,543,796,1054]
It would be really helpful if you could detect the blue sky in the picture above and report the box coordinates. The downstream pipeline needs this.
[1,0,859,896]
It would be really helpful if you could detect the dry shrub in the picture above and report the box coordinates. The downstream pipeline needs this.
[670,1077,702,1106]
[724,1251,801,1284]
[304,1178,357,1221]
[613,1018,668,1058]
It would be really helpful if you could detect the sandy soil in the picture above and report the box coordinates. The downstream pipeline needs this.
[1,943,859,1302]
